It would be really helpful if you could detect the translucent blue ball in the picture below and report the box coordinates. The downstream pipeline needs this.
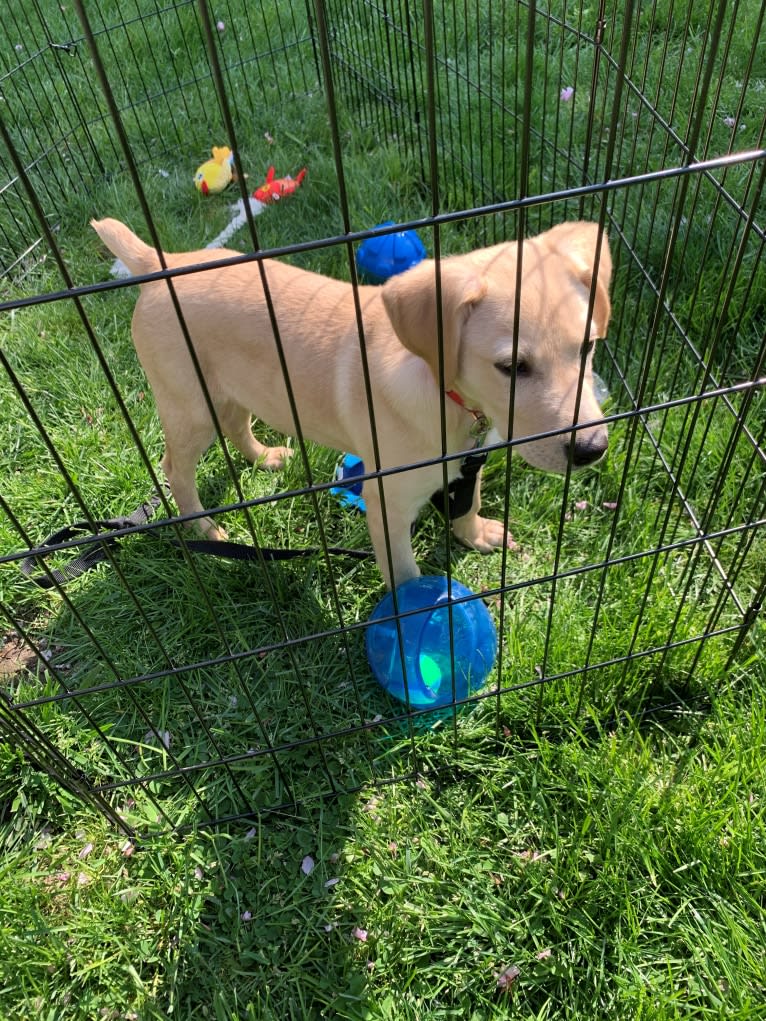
[366,577,497,708]
[356,222,427,284]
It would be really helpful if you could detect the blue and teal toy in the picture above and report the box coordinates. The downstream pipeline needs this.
[366,576,497,708]
[356,222,427,284]
[330,453,366,512]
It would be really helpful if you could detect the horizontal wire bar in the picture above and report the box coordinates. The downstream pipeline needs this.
[12,509,762,714]
[2,149,764,316]
[3,375,763,569]
[86,618,740,796]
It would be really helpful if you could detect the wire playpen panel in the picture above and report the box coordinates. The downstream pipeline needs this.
[1,0,764,833]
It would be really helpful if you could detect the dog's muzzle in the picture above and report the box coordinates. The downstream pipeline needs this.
[565,431,608,468]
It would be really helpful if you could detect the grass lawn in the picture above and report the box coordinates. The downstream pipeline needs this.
[1,0,765,1018]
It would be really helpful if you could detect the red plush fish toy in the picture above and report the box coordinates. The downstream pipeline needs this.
[252,166,307,204]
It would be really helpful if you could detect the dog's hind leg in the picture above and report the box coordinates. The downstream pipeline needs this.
[219,401,292,471]
[160,416,227,540]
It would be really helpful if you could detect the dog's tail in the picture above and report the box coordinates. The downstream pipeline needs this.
[91,218,162,277]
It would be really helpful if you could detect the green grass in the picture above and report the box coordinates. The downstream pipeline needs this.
[1,0,765,1018]
[2,677,765,1019]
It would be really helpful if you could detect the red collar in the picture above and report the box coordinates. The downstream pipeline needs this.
[446,389,483,418]
[446,389,491,445]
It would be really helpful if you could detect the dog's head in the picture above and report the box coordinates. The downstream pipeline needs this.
[382,221,611,473]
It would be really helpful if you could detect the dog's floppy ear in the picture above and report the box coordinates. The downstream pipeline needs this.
[382,260,487,387]
[543,221,612,338]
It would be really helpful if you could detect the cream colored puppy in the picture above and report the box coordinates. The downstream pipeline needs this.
[92,218,611,589]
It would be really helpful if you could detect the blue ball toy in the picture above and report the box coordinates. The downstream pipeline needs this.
[366,576,497,708]
[356,222,427,284]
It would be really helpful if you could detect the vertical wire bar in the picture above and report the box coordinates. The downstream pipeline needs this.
[539,0,634,717]
[445,1,466,210]
[487,0,497,240]
[0,595,177,831]
[473,0,486,210]
[403,0,428,182]
[578,0,606,205]
[498,0,509,236]
[494,0,536,729]
[0,502,213,825]
[72,0,303,810]
[422,0,463,739]
[311,0,422,760]
[198,0,360,792]
[0,691,134,838]
[610,0,734,699]
[199,0,377,773]
[654,164,766,672]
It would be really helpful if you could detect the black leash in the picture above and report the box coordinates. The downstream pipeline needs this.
[20,490,371,590]
[20,453,486,589]
[20,493,165,590]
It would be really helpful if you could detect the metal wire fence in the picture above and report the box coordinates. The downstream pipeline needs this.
[1,0,764,835]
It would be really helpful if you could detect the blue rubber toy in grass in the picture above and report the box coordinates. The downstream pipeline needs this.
[366,576,497,708]
[356,222,427,284]
[330,453,366,512]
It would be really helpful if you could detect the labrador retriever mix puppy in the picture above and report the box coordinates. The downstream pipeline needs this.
[92,218,610,589]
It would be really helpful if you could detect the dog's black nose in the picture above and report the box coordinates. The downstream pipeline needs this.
[566,434,608,467]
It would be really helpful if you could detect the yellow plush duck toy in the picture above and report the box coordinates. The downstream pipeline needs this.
[194,146,234,195]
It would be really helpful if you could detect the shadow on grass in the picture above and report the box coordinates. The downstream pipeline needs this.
[8,519,477,1017]
[2,466,733,1018]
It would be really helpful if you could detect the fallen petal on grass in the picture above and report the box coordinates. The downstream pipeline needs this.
[495,964,520,992]
[301,855,315,875]
[515,848,544,861]
[143,729,172,749]
[560,86,574,101]
[44,871,70,886]
[352,926,368,942]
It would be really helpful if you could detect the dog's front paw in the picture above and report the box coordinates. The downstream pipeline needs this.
[453,515,518,554]
[259,446,293,471]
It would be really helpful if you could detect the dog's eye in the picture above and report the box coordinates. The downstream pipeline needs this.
[495,359,531,378]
